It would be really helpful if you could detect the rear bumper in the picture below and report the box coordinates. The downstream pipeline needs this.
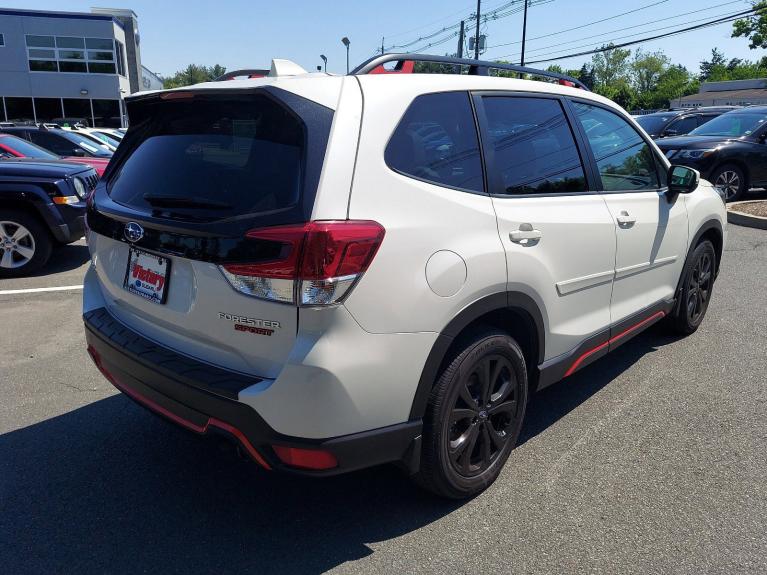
[84,307,422,476]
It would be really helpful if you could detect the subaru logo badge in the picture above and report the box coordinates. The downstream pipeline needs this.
[124,222,144,243]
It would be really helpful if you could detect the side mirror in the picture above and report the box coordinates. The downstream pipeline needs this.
[668,165,699,195]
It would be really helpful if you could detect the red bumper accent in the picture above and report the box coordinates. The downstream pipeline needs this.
[87,344,271,470]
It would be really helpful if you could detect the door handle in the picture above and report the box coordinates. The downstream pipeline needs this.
[616,211,636,226]
[510,223,542,245]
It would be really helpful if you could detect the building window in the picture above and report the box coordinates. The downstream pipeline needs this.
[0,33,5,47]
[115,40,126,77]
[62,99,92,125]
[92,99,121,128]
[25,35,118,74]
[34,98,64,124]
[5,98,34,123]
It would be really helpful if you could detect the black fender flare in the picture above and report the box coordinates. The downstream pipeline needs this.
[408,291,546,420]
[672,218,724,315]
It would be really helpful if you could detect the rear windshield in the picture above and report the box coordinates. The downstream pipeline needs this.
[108,95,304,218]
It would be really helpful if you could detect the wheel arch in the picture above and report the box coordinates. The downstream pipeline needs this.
[690,218,724,277]
[409,291,545,420]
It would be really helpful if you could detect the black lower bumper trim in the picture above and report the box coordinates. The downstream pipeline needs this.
[84,307,422,476]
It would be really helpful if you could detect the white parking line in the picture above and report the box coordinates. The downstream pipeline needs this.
[0,285,83,295]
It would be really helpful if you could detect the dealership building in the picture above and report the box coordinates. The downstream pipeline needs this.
[0,7,158,127]
[671,78,767,108]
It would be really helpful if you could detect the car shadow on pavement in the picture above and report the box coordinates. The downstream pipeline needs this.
[0,325,679,575]
[30,242,90,277]
[519,323,678,446]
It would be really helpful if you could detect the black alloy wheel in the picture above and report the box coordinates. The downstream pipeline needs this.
[668,239,716,335]
[447,353,519,477]
[414,330,528,499]
[686,247,713,325]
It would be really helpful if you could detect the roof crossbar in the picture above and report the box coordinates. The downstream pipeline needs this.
[350,53,589,90]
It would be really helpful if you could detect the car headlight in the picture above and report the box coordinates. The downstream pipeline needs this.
[72,176,86,199]
[673,148,717,160]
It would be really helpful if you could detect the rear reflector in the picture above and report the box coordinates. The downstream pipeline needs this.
[272,445,338,470]
[219,220,385,306]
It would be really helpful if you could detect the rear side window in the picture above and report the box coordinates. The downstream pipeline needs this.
[109,94,304,218]
[385,92,483,193]
[482,96,587,195]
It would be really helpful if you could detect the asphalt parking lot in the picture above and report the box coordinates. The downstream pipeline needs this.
[1,225,766,574]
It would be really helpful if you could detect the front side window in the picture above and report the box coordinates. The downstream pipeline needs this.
[385,92,483,193]
[572,102,659,192]
[482,96,586,195]
[666,116,697,136]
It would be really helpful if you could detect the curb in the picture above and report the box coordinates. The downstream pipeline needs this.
[727,201,767,230]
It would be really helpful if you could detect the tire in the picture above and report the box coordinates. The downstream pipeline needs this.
[0,210,53,278]
[668,240,716,335]
[710,164,747,202]
[413,329,529,499]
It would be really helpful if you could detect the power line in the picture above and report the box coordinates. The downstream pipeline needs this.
[494,4,752,61]
[382,0,534,52]
[485,0,747,52]
[524,7,761,64]
[486,0,671,50]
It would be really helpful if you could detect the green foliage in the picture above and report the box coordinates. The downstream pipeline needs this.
[161,64,228,88]
[591,44,632,89]
[732,1,767,50]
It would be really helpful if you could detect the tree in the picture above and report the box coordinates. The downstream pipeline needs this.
[653,65,698,108]
[631,49,670,98]
[591,44,632,90]
[161,64,228,88]
[732,1,767,49]
[699,48,727,81]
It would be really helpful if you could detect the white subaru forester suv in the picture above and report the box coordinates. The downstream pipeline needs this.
[83,55,726,498]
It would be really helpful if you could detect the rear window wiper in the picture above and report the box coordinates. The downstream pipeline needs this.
[142,194,233,210]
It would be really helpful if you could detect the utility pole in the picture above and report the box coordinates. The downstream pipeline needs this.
[381,37,385,55]
[520,0,529,66]
[474,0,481,59]
[457,20,465,58]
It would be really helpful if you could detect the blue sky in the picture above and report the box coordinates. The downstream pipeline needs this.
[6,0,765,77]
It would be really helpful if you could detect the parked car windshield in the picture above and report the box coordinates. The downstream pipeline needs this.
[59,131,113,157]
[634,114,673,134]
[0,135,59,159]
[688,111,767,137]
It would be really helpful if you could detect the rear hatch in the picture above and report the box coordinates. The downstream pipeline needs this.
[87,85,336,378]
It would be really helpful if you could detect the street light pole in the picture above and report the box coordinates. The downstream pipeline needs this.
[320,54,327,73]
[341,37,350,73]
[520,0,529,66]
[474,0,481,60]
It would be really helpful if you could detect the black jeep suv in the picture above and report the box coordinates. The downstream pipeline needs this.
[655,106,767,201]
[0,159,97,277]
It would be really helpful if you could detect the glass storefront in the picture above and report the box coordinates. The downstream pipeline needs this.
[0,97,124,127]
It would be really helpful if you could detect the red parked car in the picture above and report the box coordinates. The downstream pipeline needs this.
[0,133,109,177]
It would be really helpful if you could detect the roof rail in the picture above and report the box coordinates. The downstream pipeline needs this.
[350,53,589,90]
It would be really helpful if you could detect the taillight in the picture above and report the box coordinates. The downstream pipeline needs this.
[219,220,385,306]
